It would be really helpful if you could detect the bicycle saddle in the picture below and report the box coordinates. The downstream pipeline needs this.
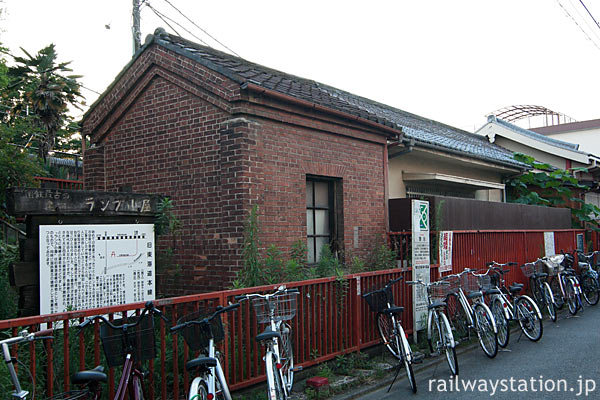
[255,327,282,342]
[381,306,404,315]
[509,284,523,294]
[186,356,217,372]
[72,365,107,384]
[531,272,548,279]
[427,301,446,310]
[482,288,502,296]
[467,291,483,299]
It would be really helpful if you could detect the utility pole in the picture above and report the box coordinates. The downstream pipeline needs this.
[132,0,142,54]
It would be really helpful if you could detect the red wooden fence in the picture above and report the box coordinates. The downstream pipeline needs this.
[0,229,583,398]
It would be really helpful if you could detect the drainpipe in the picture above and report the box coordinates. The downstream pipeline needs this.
[388,137,415,159]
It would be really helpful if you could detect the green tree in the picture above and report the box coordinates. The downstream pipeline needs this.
[7,44,83,162]
[506,153,600,229]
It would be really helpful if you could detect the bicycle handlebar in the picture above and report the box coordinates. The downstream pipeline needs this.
[170,303,240,332]
[234,287,300,302]
[79,301,169,332]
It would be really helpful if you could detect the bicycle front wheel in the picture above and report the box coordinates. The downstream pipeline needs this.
[542,282,557,322]
[377,313,401,359]
[279,322,294,392]
[549,277,564,309]
[491,298,509,348]
[516,297,543,342]
[473,303,498,358]
[581,275,600,306]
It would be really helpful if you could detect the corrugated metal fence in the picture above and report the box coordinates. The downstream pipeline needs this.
[0,229,583,398]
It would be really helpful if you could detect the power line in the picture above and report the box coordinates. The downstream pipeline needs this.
[145,3,183,38]
[568,0,600,43]
[145,3,211,47]
[578,0,600,31]
[555,0,600,51]
[159,0,242,58]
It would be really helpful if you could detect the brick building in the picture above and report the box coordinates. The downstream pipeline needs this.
[82,28,398,293]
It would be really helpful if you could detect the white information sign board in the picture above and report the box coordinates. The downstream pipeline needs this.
[40,224,155,315]
[411,200,430,334]
[544,232,556,257]
[439,231,453,273]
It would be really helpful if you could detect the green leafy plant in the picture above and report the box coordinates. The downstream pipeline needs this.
[507,153,600,229]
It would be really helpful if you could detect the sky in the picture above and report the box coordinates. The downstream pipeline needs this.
[1,0,600,133]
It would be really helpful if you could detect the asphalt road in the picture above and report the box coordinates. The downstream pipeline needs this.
[359,304,600,400]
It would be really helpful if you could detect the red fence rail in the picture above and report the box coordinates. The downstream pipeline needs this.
[0,229,584,398]
[33,176,84,190]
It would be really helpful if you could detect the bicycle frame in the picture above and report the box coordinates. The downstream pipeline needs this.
[114,354,146,400]
[386,299,413,364]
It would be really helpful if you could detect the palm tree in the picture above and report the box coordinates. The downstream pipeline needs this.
[8,44,83,163]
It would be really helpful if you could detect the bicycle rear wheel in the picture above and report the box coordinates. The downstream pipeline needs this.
[267,354,285,400]
[529,277,543,304]
[473,303,498,358]
[516,296,543,341]
[446,293,468,340]
[565,278,578,315]
[439,312,458,375]
[279,322,294,392]
[377,313,401,359]
[542,282,557,322]
[398,323,416,393]
[549,277,564,309]
[581,275,600,306]
[189,380,208,400]
[491,298,509,348]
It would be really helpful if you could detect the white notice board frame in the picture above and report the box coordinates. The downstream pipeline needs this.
[39,224,155,315]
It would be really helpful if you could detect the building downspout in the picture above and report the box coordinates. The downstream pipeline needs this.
[384,144,390,232]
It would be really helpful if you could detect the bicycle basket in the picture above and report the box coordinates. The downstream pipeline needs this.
[460,273,480,293]
[100,315,155,368]
[442,275,460,294]
[478,275,492,291]
[176,309,225,351]
[363,286,393,313]
[429,282,451,301]
[252,292,298,324]
[541,259,560,276]
[520,262,542,278]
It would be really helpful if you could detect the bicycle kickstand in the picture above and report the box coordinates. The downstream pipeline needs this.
[387,362,403,393]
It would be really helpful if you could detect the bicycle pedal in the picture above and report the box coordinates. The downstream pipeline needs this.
[291,366,303,372]
[429,351,441,357]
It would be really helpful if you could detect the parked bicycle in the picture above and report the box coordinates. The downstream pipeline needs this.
[171,303,240,400]
[79,301,169,400]
[443,269,498,358]
[235,286,299,400]
[542,254,583,315]
[362,276,416,393]
[482,262,543,347]
[570,251,600,306]
[1,329,107,400]
[406,279,458,375]
[520,260,557,322]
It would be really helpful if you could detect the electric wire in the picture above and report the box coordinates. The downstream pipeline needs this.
[555,0,600,50]
[145,3,210,47]
[568,0,600,42]
[578,0,600,31]
[145,4,183,37]
[159,0,242,58]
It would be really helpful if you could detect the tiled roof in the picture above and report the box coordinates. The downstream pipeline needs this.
[491,117,581,152]
[150,28,526,169]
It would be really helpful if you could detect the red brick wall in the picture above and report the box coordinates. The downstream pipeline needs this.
[83,44,388,294]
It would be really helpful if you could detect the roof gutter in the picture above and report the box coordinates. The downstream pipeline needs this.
[241,82,403,139]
